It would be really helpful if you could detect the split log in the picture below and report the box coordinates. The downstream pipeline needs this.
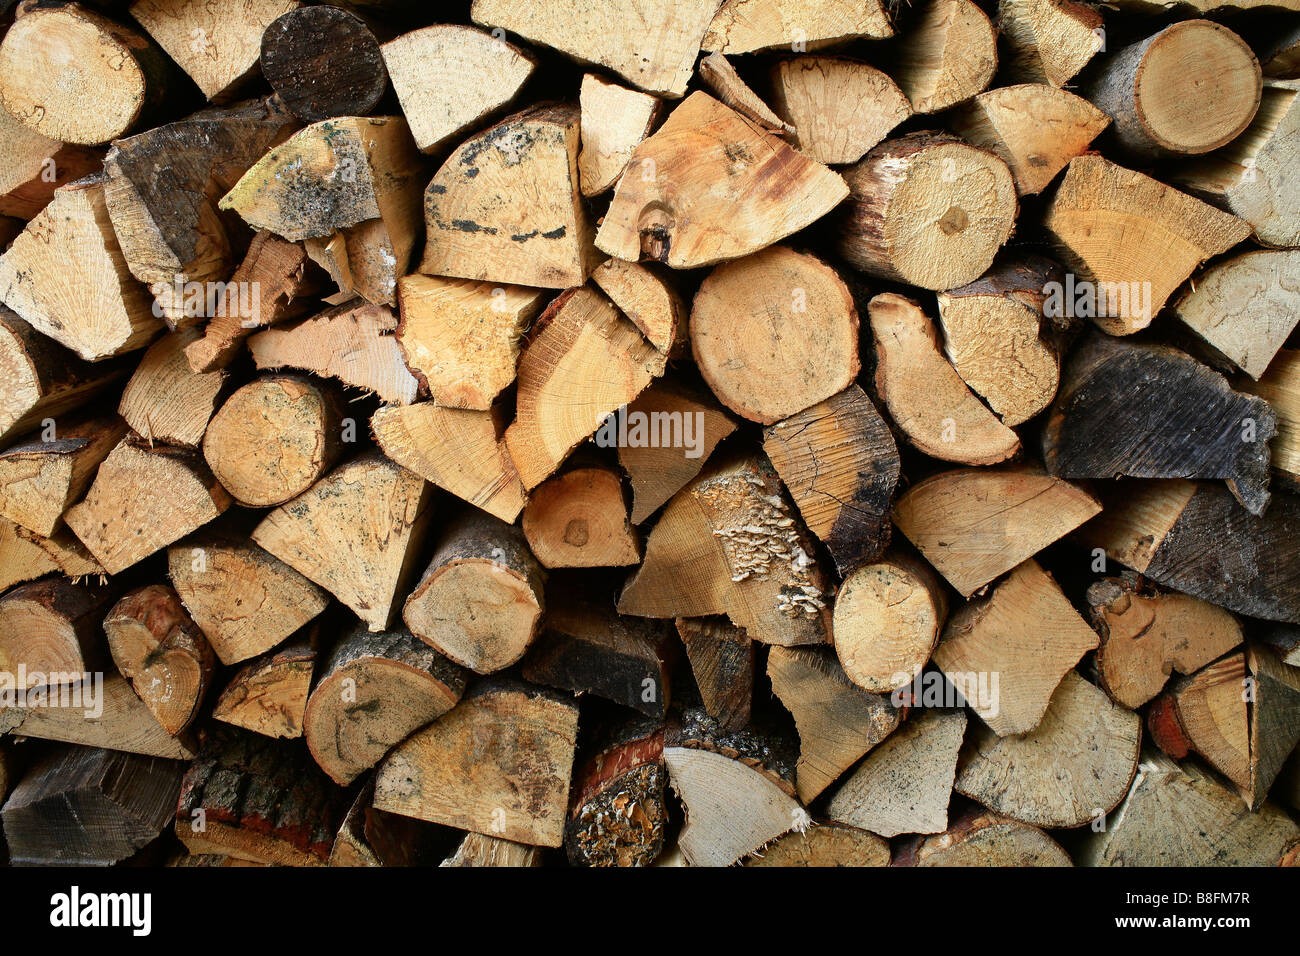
[768,645,900,802]
[578,75,661,197]
[0,176,162,361]
[701,0,893,53]
[1077,749,1300,866]
[618,378,737,524]
[1042,333,1277,515]
[768,56,910,165]
[895,809,1072,866]
[890,0,997,114]
[954,671,1141,828]
[1079,479,1300,624]
[372,402,525,522]
[403,509,545,674]
[168,535,327,666]
[949,85,1109,196]
[1087,20,1261,158]
[522,464,640,568]
[747,823,890,867]
[131,0,298,102]
[619,452,833,647]
[0,105,100,219]
[1086,574,1243,710]
[418,104,597,289]
[832,553,947,694]
[212,638,317,739]
[382,24,536,154]
[64,437,232,575]
[176,728,347,866]
[505,286,662,490]
[837,134,1017,291]
[0,517,102,593]
[1172,249,1300,379]
[304,624,466,785]
[103,585,215,737]
[183,232,321,373]
[0,578,112,686]
[936,560,1097,736]
[0,3,171,144]
[249,302,419,404]
[1244,642,1300,809]
[0,412,127,536]
[1242,349,1300,490]
[1172,84,1300,248]
[118,329,226,447]
[869,292,1021,464]
[252,452,433,631]
[934,256,1063,425]
[202,374,343,507]
[763,384,899,573]
[442,832,543,868]
[374,679,580,847]
[471,0,718,96]
[893,466,1101,597]
[590,258,686,356]
[1042,155,1251,335]
[690,246,859,425]
[826,708,967,837]
[996,0,1103,87]
[675,617,753,733]
[260,6,388,122]
[395,275,544,410]
[596,93,848,269]
[565,719,667,867]
[1,746,184,866]
[698,53,792,137]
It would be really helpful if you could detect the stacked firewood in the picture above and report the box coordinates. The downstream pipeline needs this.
[0,0,1299,868]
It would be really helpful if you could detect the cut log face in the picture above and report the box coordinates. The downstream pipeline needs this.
[826,708,967,838]
[936,560,1098,736]
[769,57,911,166]
[118,329,226,448]
[260,6,388,122]
[0,413,127,537]
[383,24,536,154]
[1078,749,1300,866]
[590,258,686,355]
[768,645,901,802]
[1087,574,1243,710]
[374,679,580,848]
[996,0,1103,87]
[870,292,1021,464]
[0,578,112,689]
[1080,479,1300,624]
[702,0,893,53]
[0,517,102,594]
[212,639,317,739]
[471,0,718,97]
[891,0,998,114]
[838,134,1018,291]
[443,832,543,868]
[747,823,891,867]
[395,275,544,410]
[132,0,299,102]
[596,93,849,269]
[0,106,101,220]
[898,809,1073,866]
[1087,20,1261,158]
[578,75,661,196]
[1042,155,1251,335]
[691,246,860,425]
[955,671,1141,829]
[1242,349,1300,490]
[763,385,900,573]
[505,287,663,490]
[168,535,327,666]
[676,617,754,733]
[104,584,216,737]
[252,452,433,631]
[0,177,163,361]
[64,438,232,575]
[403,509,546,674]
[304,624,466,786]
[1172,249,1300,379]
[950,84,1109,196]
[893,467,1101,597]
[619,452,833,648]
[522,465,640,568]
[1043,333,1277,515]
[419,104,597,290]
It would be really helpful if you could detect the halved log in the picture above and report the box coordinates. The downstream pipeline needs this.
[890,0,997,114]
[0,105,100,220]
[522,464,640,568]
[746,823,891,867]
[702,0,893,53]
[442,832,543,868]
[996,0,1103,87]
[211,638,317,740]
[0,517,102,593]
[590,258,686,356]
[768,57,910,165]
[578,75,661,196]
[0,578,112,688]
[118,329,226,447]
[698,53,792,136]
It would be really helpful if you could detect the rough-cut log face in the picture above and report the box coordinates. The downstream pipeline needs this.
[997,0,1103,88]
[891,0,998,115]
[578,75,661,197]
[770,57,911,166]
[900,810,1073,867]
[702,0,894,53]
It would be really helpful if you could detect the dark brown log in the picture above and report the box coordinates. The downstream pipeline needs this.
[261,7,388,122]
[675,617,753,733]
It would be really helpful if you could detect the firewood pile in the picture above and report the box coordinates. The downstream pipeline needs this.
[0,0,1299,869]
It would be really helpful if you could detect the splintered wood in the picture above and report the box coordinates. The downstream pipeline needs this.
[2,0,1299,873]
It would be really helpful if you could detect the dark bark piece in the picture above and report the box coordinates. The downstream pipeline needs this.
[565,719,667,867]
[261,6,389,122]
[675,617,753,733]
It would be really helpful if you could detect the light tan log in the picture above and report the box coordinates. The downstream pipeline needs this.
[578,74,661,196]
[996,0,1103,87]
[891,0,997,114]
[211,638,316,739]
[0,578,112,688]
[896,809,1073,866]
[702,0,893,53]
[522,465,639,568]
[0,517,102,593]
[698,53,792,136]
[746,823,890,867]
[768,56,910,165]
[0,105,100,219]
[1241,349,1300,490]
[590,258,687,356]
[118,329,226,447]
